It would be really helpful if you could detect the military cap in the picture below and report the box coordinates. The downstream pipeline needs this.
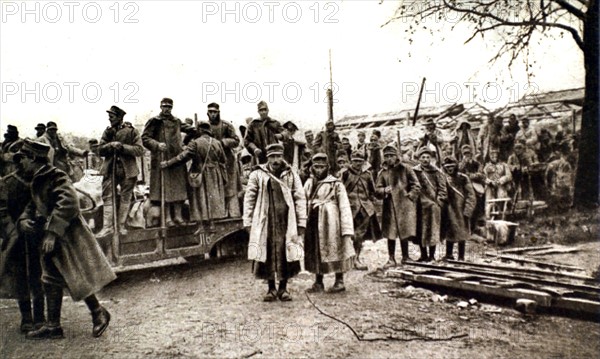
[207,102,220,111]
[442,156,458,167]
[461,144,473,154]
[383,144,398,156]
[304,130,313,136]
[372,130,381,138]
[521,117,530,123]
[416,146,434,158]
[88,138,99,145]
[266,143,284,157]
[161,98,174,107]
[257,101,268,110]
[514,142,525,149]
[107,105,126,117]
[197,121,213,135]
[489,147,500,154]
[311,153,328,164]
[283,121,298,131]
[357,131,366,136]
[34,123,46,130]
[351,150,366,161]
[7,124,18,133]
[337,152,349,160]
[14,139,51,159]
[422,118,435,127]
[46,121,58,130]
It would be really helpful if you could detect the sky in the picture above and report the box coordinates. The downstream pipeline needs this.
[0,0,585,138]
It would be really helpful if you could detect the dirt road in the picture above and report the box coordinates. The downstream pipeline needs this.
[1,238,599,358]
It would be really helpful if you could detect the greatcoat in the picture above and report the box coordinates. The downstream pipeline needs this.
[441,171,476,243]
[413,164,447,247]
[142,114,188,203]
[18,165,116,301]
[375,161,421,241]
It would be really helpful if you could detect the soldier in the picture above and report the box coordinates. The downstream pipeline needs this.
[340,150,382,270]
[484,148,513,218]
[38,121,88,181]
[96,106,144,237]
[244,101,284,164]
[313,119,342,174]
[161,122,228,229]
[86,139,103,171]
[1,125,23,176]
[413,147,447,262]
[375,144,421,267]
[304,130,314,152]
[142,98,188,226]
[545,142,574,210]
[336,153,349,177]
[515,117,539,153]
[507,141,537,202]
[243,143,306,302]
[14,139,115,339]
[304,153,355,293]
[281,120,307,171]
[356,131,367,154]
[458,145,486,231]
[340,137,353,159]
[367,130,383,177]
[416,118,444,166]
[0,141,45,334]
[206,102,242,217]
[441,156,476,261]
[450,119,477,162]
[34,123,46,138]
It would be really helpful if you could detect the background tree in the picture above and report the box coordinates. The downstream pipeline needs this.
[385,0,598,209]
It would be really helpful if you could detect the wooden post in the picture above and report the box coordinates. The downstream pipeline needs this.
[412,77,426,126]
[111,149,120,264]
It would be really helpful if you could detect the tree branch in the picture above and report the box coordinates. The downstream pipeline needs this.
[551,0,587,19]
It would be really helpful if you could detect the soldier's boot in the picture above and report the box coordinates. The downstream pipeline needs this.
[307,274,324,293]
[117,200,131,236]
[428,246,437,262]
[18,300,33,333]
[417,246,429,262]
[383,239,397,269]
[172,202,185,225]
[165,205,175,227]
[353,242,368,271]
[27,285,64,340]
[400,240,411,263]
[85,295,110,338]
[329,273,346,293]
[277,280,292,301]
[95,205,114,237]
[458,242,466,261]
[263,280,277,302]
[32,296,46,330]
[444,242,455,261]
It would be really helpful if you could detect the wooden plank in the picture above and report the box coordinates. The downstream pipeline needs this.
[527,247,581,256]
[554,297,600,315]
[499,245,555,254]
[485,253,586,271]
[446,260,595,281]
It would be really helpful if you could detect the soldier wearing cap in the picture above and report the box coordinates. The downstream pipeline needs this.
[336,153,349,177]
[507,140,537,202]
[37,121,88,181]
[243,143,306,302]
[35,123,46,138]
[441,156,476,261]
[304,153,355,293]
[1,139,46,335]
[367,130,383,177]
[14,139,115,339]
[458,144,486,231]
[1,125,23,176]
[413,146,447,262]
[142,98,189,226]
[416,118,443,166]
[281,120,307,172]
[243,101,284,165]
[375,144,421,267]
[162,121,228,229]
[356,131,367,154]
[304,130,314,152]
[313,119,342,174]
[515,117,539,152]
[206,102,242,218]
[484,148,513,218]
[450,119,477,162]
[339,150,381,270]
[95,106,144,237]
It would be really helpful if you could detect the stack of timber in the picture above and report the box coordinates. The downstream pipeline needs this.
[387,260,600,317]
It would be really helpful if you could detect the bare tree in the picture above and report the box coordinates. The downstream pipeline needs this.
[385,0,598,208]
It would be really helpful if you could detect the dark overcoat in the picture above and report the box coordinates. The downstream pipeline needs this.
[19,165,116,301]
[441,172,476,243]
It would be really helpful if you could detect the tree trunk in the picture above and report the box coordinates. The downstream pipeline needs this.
[574,0,599,209]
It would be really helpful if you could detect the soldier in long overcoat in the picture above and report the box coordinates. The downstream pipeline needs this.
[161,122,228,228]
[304,153,355,293]
[96,106,144,237]
[142,98,188,226]
[0,148,45,333]
[375,144,421,267]
[441,156,476,261]
[207,102,242,217]
[243,101,283,164]
[340,150,382,270]
[413,147,447,262]
[243,144,306,302]
[15,139,115,340]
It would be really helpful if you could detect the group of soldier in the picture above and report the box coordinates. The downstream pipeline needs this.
[0,97,579,334]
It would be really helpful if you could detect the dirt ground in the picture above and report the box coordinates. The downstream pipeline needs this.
[1,210,599,358]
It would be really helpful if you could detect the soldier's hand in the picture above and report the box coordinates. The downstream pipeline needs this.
[112,142,123,151]
[253,149,262,157]
[19,219,37,235]
[158,143,168,152]
[42,232,57,254]
[385,186,393,194]
[160,161,170,169]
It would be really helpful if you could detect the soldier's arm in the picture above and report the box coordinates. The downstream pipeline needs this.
[312,133,323,152]
[463,175,477,217]
[0,182,17,246]
[374,170,387,199]
[97,128,113,156]
[45,171,80,238]
[222,122,240,149]
[407,166,421,201]
[497,164,513,185]
[292,172,307,229]
[336,182,355,237]
[436,171,448,205]
[243,125,259,154]
[62,135,87,157]
[141,119,161,152]
[121,128,145,157]
[242,171,259,227]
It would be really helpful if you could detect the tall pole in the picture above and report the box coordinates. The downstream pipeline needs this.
[412,77,426,126]
[328,49,334,122]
